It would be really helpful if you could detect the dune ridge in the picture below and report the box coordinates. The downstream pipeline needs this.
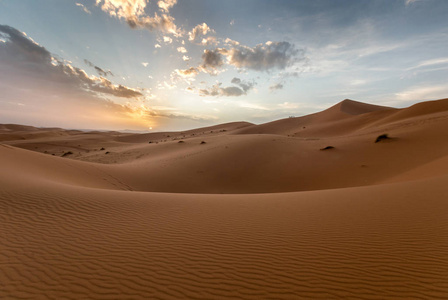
[2,98,448,299]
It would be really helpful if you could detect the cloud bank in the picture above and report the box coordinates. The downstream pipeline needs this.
[0,24,142,99]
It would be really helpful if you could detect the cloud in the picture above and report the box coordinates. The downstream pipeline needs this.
[220,41,305,71]
[231,77,255,92]
[405,0,421,6]
[198,84,220,96]
[199,78,255,97]
[76,3,91,14]
[230,77,241,84]
[269,83,284,91]
[141,62,149,67]
[95,0,146,19]
[191,41,305,75]
[163,36,172,43]
[188,23,214,44]
[219,86,245,97]
[408,57,448,70]
[91,76,142,98]
[394,84,448,102]
[128,14,179,35]
[200,49,225,75]
[201,36,217,46]
[96,0,179,35]
[224,38,239,46]
[176,46,187,53]
[157,0,177,13]
[154,43,161,48]
[84,59,114,76]
[175,67,199,77]
[0,24,51,63]
[0,24,142,99]
[182,55,190,61]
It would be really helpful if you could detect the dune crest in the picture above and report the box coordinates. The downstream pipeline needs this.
[328,98,393,115]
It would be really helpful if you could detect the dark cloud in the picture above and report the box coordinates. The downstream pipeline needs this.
[193,41,306,76]
[231,77,241,84]
[221,41,305,71]
[0,24,51,64]
[90,77,142,98]
[231,77,255,92]
[198,83,220,97]
[200,49,225,75]
[220,86,245,96]
[269,83,284,91]
[199,78,255,97]
[239,82,254,92]
[0,24,142,99]
[84,59,114,77]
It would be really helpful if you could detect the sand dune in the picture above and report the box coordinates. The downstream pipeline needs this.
[234,99,396,137]
[117,121,253,143]
[2,98,448,299]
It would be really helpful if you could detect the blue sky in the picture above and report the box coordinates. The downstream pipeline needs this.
[1,0,448,131]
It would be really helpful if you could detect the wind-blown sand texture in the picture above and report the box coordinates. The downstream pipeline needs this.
[1,99,448,299]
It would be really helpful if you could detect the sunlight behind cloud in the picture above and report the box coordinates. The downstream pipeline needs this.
[1,0,448,130]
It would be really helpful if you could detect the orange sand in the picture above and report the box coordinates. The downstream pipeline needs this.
[1,98,448,299]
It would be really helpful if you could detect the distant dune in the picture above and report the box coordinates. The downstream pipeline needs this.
[1,98,448,299]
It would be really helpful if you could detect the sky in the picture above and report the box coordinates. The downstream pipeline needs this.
[1,0,448,131]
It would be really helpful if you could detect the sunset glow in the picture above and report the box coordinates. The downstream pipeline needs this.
[1,0,448,131]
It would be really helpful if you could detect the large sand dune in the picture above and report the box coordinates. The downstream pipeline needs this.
[2,98,448,299]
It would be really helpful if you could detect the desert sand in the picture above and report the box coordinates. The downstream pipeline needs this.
[1,98,448,299]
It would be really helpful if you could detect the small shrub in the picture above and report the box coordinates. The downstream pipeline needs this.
[320,146,335,151]
[62,151,73,157]
[375,134,390,143]
[200,141,206,144]
[178,140,185,143]
[100,147,105,150]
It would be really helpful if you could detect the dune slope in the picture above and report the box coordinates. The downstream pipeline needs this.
[2,98,448,299]
[1,170,448,299]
